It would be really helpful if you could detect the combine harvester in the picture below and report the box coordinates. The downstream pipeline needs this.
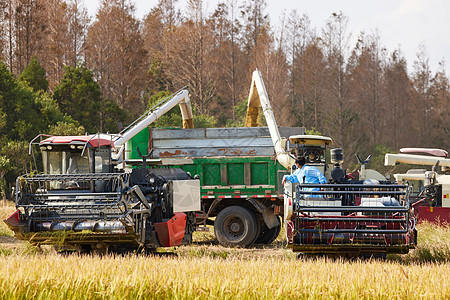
[4,90,201,253]
[283,142,417,257]
[126,69,417,256]
[385,148,450,223]
[4,70,302,251]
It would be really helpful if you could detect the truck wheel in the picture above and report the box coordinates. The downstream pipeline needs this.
[214,206,259,247]
[254,217,281,244]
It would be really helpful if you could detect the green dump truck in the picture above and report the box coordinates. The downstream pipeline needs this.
[125,126,304,247]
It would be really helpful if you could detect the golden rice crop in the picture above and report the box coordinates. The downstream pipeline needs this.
[392,221,450,263]
[0,252,449,299]
[0,201,449,299]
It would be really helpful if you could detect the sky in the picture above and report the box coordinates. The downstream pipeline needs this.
[84,0,450,75]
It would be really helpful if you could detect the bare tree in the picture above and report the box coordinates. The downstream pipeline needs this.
[143,0,180,60]
[348,32,387,148]
[67,0,90,66]
[240,0,267,53]
[252,25,289,125]
[86,0,147,113]
[429,60,450,149]
[163,0,217,114]
[384,49,415,148]
[208,0,247,122]
[142,0,181,93]
[412,44,433,145]
[0,0,8,63]
[5,0,15,70]
[300,41,326,131]
[36,0,69,88]
[321,12,358,159]
[12,0,38,74]
[286,11,322,128]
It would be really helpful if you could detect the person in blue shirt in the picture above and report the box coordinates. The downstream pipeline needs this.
[282,156,327,197]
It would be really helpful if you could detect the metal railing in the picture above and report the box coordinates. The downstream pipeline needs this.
[292,183,415,254]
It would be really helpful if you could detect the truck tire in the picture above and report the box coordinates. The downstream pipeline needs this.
[214,206,259,247]
[254,217,281,244]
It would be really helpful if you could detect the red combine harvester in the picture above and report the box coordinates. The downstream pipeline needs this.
[4,90,200,253]
[284,138,417,257]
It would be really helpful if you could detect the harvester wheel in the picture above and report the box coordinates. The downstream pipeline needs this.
[254,217,281,244]
[214,206,259,247]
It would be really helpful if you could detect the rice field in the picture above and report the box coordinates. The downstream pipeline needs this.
[0,202,449,299]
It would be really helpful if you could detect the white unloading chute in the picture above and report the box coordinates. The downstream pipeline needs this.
[111,89,193,162]
[244,69,295,170]
[113,89,193,149]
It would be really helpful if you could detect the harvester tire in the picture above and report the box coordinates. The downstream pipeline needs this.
[214,206,259,247]
[254,217,281,244]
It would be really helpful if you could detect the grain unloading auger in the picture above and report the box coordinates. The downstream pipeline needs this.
[4,89,200,253]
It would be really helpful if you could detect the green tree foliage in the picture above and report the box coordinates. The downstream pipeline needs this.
[0,140,31,199]
[148,58,173,93]
[35,92,80,133]
[102,99,128,134]
[18,56,49,92]
[0,61,44,141]
[305,127,322,135]
[147,91,182,128]
[0,61,84,198]
[53,65,101,133]
[226,99,247,127]
[48,121,85,136]
[193,114,217,128]
[1,141,30,175]
[0,155,10,199]
[53,65,127,134]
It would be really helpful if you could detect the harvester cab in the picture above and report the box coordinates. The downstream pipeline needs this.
[38,135,114,190]
[288,134,332,174]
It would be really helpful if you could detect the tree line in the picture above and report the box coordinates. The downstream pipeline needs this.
[0,0,449,198]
